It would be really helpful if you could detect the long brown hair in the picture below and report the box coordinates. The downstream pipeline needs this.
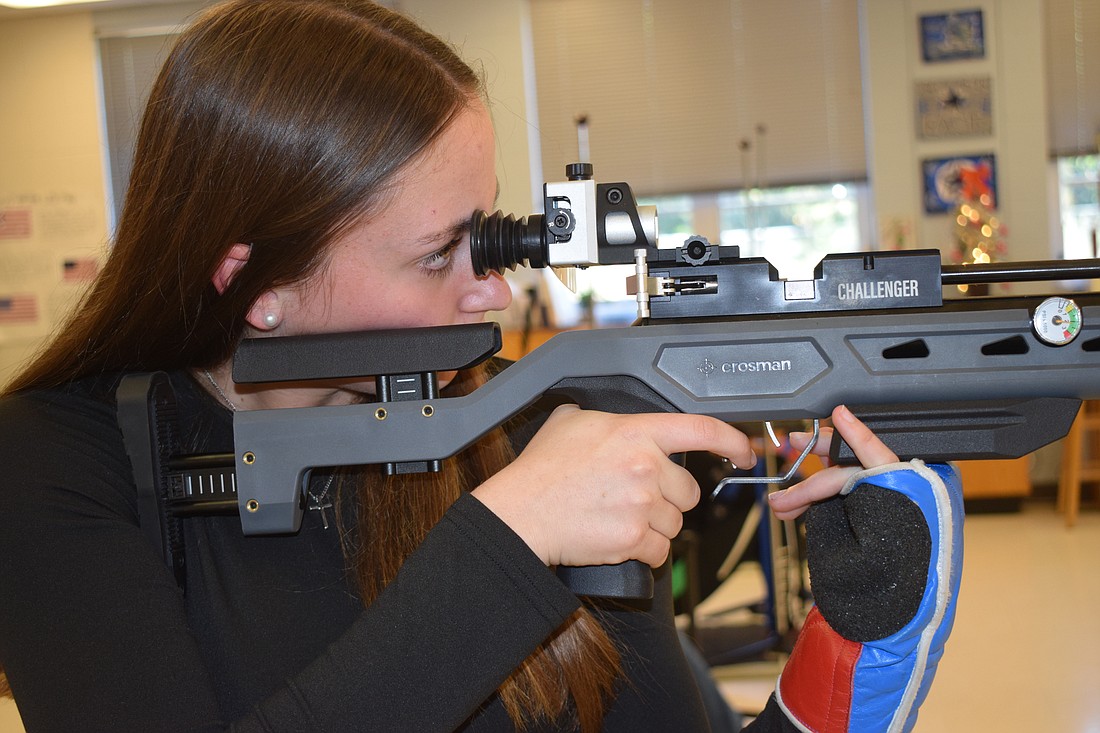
[348,366,621,731]
[1,0,620,727]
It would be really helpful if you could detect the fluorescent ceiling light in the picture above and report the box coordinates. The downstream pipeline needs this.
[0,0,112,7]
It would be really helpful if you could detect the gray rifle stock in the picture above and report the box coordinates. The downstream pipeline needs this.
[227,294,1100,534]
[120,294,1100,599]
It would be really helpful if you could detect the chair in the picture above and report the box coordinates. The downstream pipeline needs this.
[1057,400,1100,526]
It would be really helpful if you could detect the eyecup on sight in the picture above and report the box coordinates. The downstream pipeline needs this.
[470,210,549,276]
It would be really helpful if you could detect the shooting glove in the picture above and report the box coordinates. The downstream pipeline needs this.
[773,460,964,733]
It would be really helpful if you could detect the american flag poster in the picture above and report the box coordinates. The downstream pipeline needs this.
[0,208,32,239]
[63,257,99,282]
[0,294,38,324]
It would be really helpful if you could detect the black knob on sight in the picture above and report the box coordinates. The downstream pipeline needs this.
[566,162,593,180]
[470,210,549,276]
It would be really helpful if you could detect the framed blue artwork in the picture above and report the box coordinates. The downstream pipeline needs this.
[920,9,985,63]
[921,154,997,214]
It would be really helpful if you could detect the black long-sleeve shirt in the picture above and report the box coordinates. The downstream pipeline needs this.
[0,369,722,732]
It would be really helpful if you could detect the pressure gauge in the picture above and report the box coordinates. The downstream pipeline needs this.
[1032,297,1082,346]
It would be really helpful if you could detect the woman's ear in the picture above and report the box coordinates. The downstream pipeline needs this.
[246,290,283,331]
[213,243,253,294]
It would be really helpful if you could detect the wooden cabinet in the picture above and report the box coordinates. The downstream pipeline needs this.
[499,328,568,361]
[956,457,1031,499]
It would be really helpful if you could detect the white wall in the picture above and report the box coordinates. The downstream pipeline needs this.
[0,11,107,387]
[398,0,538,218]
[863,0,1055,289]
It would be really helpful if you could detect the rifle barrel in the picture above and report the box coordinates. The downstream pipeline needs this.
[941,259,1100,284]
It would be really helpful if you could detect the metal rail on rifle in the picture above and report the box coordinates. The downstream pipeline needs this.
[120,164,1100,598]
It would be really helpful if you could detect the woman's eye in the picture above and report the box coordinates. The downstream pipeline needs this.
[420,238,461,275]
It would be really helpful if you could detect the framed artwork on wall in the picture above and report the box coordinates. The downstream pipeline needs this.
[916,77,992,139]
[921,153,996,214]
[920,9,985,63]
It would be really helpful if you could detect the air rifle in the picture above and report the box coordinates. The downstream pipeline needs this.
[119,163,1100,598]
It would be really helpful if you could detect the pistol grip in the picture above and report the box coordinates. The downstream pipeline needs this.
[555,560,654,599]
[541,375,679,600]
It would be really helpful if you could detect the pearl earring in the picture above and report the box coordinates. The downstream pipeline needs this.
[263,312,280,328]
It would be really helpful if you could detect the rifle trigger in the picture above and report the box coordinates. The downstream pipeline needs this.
[711,419,820,496]
[765,421,781,448]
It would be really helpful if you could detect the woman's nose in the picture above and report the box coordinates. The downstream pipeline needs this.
[460,269,513,315]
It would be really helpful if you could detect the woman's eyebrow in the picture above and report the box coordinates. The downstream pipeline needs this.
[416,219,469,249]
[416,180,499,249]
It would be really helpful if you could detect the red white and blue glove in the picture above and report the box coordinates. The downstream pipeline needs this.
[768,460,964,733]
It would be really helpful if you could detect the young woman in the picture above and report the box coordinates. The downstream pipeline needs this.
[0,1,921,731]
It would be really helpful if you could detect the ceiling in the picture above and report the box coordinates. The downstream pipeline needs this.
[0,0,191,20]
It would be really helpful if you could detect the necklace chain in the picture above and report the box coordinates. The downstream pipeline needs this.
[200,368,335,529]
[202,369,239,412]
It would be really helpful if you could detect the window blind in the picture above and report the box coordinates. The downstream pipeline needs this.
[98,33,178,225]
[1045,0,1100,156]
[528,0,865,196]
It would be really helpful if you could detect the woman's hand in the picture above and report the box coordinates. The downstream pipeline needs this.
[471,404,756,569]
[767,404,899,521]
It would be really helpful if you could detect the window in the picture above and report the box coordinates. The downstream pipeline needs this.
[715,183,865,279]
[528,0,865,197]
[552,182,868,327]
[98,32,179,230]
[1057,155,1100,260]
